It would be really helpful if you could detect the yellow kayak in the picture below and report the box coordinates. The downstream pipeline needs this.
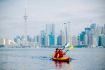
[52,56,70,62]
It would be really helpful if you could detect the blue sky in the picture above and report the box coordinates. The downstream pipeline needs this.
[0,0,105,39]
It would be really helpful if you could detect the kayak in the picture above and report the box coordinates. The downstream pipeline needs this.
[52,56,70,62]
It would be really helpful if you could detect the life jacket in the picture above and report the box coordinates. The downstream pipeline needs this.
[58,50,63,58]
[54,51,59,58]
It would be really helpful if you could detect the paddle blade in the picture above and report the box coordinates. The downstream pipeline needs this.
[65,43,70,48]
[69,45,74,50]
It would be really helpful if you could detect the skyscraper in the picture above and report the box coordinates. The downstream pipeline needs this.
[46,24,55,35]
[72,35,78,46]
[102,24,105,47]
[49,32,55,47]
[45,24,55,47]
[57,31,63,46]
[79,31,86,45]
[40,30,46,47]
[95,26,103,47]
[102,35,105,48]
[98,35,102,46]
[64,23,70,44]
[57,35,62,46]
[85,28,91,47]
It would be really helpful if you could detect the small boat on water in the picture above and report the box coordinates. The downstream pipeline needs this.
[52,56,70,62]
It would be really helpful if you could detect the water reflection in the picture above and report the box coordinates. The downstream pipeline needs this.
[53,61,72,70]
[54,61,67,68]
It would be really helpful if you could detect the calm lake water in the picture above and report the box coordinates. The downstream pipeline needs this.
[0,48,105,70]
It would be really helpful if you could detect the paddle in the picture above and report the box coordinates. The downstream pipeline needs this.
[62,43,70,50]
[62,43,67,50]
[64,44,74,53]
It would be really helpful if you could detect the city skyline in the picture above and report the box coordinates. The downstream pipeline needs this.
[0,0,105,40]
[0,23,105,48]
[12,23,105,48]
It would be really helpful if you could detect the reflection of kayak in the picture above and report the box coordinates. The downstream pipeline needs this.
[52,56,70,62]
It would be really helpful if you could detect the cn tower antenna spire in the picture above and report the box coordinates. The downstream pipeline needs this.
[24,8,28,42]
[24,8,28,23]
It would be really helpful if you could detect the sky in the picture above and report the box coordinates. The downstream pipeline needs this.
[0,0,105,40]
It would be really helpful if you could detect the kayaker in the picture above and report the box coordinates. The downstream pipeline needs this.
[54,48,59,58]
[58,49,66,58]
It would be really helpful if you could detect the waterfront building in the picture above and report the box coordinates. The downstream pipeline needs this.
[40,30,46,47]
[49,32,55,47]
[103,24,105,35]
[90,23,96,31]
[45,24,55,47]
[30,35,41,48]
[0,38,5,47]
[71,35,78,46]
[57,30,64,47]
[79,31,86,45]
[90,24,97,47]
[61,31,66,46]
[101,24,105,47]
[84,34,88,46]
[98,35,103,46]
[95,26,103,48]
[64,23,70,45]
[46,24,55,35]
[36,35,40,44]
[77,36,80,46]
[27,35,32,42]
[101,24,105,35]
[102,35,105,48]
[57,35,62,46]
[84,28,91,47]
[95,26,102,37]
[0,38,16,47]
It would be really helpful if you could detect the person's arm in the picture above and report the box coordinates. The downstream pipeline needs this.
[63,52,66,55]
